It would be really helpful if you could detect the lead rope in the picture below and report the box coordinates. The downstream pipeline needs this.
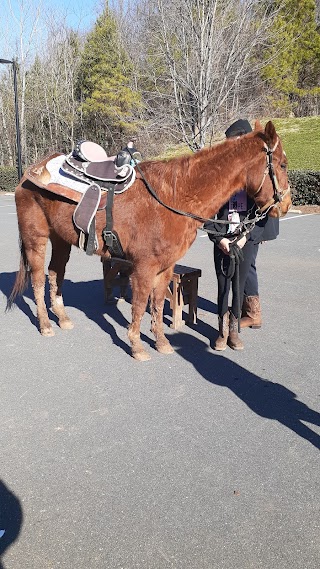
[221,236,245,332]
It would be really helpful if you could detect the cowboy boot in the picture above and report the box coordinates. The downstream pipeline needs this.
[240,295,262,329]
[228,312,244,350]
[214,312,229,351]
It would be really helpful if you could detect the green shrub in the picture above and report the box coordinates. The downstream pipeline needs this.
[0,167,18,192]
[288,170,320,205]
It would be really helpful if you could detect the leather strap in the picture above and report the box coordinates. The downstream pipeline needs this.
[102,187,124,257]
[86,218,96,256]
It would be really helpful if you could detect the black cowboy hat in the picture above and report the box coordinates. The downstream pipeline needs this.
[225,119,252,139]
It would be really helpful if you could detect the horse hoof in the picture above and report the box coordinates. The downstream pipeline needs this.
[156,341,174,354]
[132,350,151,362]
[41,327,55,337]
[59,319,74,330]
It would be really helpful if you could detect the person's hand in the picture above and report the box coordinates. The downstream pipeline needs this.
[236,235,247,249]
[218,238,230,254]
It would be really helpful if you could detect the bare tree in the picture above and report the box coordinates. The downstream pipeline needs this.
[126,0,283,151]
[0,91,14,165]
[6,0,43,164]
[23,21,84,163]
[0,1,86,166]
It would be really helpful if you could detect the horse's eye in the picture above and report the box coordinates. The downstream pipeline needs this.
[280,163,287,170]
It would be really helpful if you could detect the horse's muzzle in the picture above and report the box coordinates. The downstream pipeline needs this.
[269,186,292,217]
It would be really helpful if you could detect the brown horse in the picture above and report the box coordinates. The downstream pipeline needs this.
[8,120,291,360]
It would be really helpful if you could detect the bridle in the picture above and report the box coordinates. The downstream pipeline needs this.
[252,138,290,214]
[127,139,290,226]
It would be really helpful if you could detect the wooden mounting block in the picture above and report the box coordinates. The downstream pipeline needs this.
[102,260,202,330]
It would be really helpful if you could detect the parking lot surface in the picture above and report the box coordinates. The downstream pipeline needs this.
[1,193,319,569]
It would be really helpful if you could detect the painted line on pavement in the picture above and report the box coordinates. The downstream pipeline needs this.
[280,213,318,221]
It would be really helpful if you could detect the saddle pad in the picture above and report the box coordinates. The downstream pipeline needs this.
[46,154,89,194]
[24,153,109,208]
[73,183,102,234]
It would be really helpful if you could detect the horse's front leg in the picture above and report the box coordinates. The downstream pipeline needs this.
[149,267,174,355]
[48,233,73,330]
[128,269,155,361]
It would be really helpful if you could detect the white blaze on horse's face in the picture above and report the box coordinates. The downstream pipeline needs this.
[253,133,292,218]
[268,144,292,218]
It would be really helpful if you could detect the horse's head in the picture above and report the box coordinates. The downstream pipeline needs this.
[247,121,292,218]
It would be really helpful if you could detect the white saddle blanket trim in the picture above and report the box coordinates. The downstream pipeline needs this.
[46,155,89,194]
[45,154,136,195]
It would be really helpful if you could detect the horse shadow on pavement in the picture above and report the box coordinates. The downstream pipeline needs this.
[2,272,319,449]
[0,273,38,328]
[170,333,320,451]
[0,273,154,356]
[0,480,23,569]
[1,271,217,346]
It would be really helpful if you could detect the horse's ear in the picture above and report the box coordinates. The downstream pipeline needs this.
[264,121,277,147]
[254,120,263,131]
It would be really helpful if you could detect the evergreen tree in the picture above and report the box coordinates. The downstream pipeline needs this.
[77,5,142,149]
[262,0,320,115]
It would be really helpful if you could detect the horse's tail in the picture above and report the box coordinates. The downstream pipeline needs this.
[6,236,30,311]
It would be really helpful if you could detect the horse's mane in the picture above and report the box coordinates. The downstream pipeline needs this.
[142,130,261,172]
[138,132,262,202]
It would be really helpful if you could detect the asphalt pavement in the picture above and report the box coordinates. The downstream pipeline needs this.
[0,192,319,569]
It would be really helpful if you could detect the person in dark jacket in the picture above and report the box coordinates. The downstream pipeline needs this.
[240,215,279,328]
[205,119,270,351]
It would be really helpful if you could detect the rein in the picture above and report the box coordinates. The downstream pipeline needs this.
[128,140,286,231]
[203,205,268,238]
[129,151,214,224]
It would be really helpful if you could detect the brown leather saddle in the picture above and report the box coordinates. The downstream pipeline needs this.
[23,142,138,257]
[62,155,135,192]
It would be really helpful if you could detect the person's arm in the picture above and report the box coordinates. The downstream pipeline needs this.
[204,204,229,244]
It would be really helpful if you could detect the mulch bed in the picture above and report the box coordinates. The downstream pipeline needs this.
[291,205,320,214]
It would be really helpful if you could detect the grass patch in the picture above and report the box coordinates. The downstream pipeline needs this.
[153,116,320,171]
[150,143,192,161]
[267,116,320,171]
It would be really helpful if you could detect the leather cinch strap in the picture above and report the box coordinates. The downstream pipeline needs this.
[102,187,124,258]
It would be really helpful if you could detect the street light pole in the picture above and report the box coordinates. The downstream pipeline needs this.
[0,58,23,180]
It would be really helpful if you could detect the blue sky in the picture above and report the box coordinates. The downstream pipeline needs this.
[41,0,103,30]
[0,0,105,61]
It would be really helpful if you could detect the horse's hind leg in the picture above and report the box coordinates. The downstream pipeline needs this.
[26,238,54,336]
[128,268,155,361]
[13,185,54,335]
[48,233,73,330]
[149,268,174,355]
